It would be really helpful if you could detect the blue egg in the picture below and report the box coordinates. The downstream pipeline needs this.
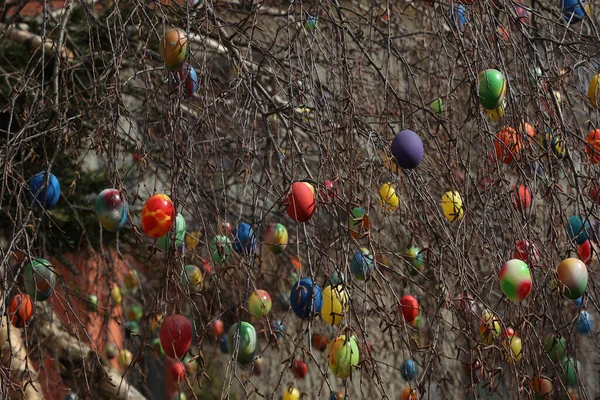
[400,359,418,381]
[232,222,256,255]
[447,5,467,29]
[218,334,229,353]
[560,0,585,23]
[351,248,374,280]
[277,292,291,310]
[573,297,583,307]
[29,172,60,209]
[577,311,593,334]
[64,392,78,400]
[270,320,285,339]
[290,277,323,319]
[329,270,346,285]
[566,215,591,245]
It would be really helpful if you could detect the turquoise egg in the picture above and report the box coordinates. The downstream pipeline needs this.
[157,213,186,251]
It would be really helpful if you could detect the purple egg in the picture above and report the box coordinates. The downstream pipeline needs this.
[390,130,424,169]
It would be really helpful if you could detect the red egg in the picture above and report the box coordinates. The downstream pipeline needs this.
[312,334,328,351]
[172,361,186,382]
[319,180,338,203]
[590,183,600,203]
[160,315,192,359]
[512,184,532,212]
[514,240,541,265]
[586,129,600,164]
[502,327,515,339]
[209,319,224,338]
[293,359,308,378]
[399,295,419,322]
[285,182,316,222]
[141,194,175,238]
[578,240,595,265]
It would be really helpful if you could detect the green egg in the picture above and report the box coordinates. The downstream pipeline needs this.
[478,69,506,110]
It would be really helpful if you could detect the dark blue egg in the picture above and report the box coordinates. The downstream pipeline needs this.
[218,334,229,353]
[400,359,418,381]
[351,249,374,280]
[232,222,256,255]
[577,311,593,334]
[290,277,323,319]
[566,215,591,245]
[560,0,585,23]
[29,172,60,209]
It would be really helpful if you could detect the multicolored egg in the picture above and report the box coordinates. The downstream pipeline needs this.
[379,182,400,212]
[104,342,117,359]
[400,359,418,381]
[247,289,272,318]
[210,235,232,264]
[160,28,189,71]
[285,182,316,222]
[577,311,593,334]
[327,335,359,379]
[557,258,588,300]
[538,130,566,158]
[321,285,348,325]
[478,69,506,110]
[24,258,55,301]
[290,277,323,319]
[181,265,203,290]
[484,97,506,121]
[95,189,128,232]
[9,294,33,327]
[585,130,600,163]
[351,248,374,280]
[531,375,552,399]
[227,321,257,365]
[514,240,541,265]
[264,223,288,254]
[126,304,143,321]
[157,213,186,251]
[499,259,532,302]
[29,171,60,210]
[141,194,175,238]
[390,130,424,169]
[399,295,419,322]
[404,246,424,276]
[512,184,532,212]
[479,309,500,344]
[178,62,197,98]
[441,191,464,222]
[401,386,418,400]
[348,207,370,238]
[232,222,256,255]
[160,314,192,359]
[494,127,522,164]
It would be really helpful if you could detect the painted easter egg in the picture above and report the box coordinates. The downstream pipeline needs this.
[232,222,256,255]
[178,62,197,98]
[512,184,532,212]
[441,191,464,222]
[283,387,300,400]
[126,304,143,321]
[514,240,541,265]
[209,318,224,338]
[538,130,566,158]
[399,295,419,322]
[349,207,370,238]
[447,4,467,29]
[404,246,424,276]
[504,335,523,362]
[494,127,522,164]
[9,294,33,328]
[181,265,203,290]
[478,69,506,110]
[479,309,500,344]
[290,277,323,319]
[264,223,288,254]
[157,213,186,251]
[484,97,506,121]
[319,179,338,203]
[95,189,128,232]
[29,171,60,209]
[160,314,192,359]
[227,321,257,365]
[87,294,98,312]
[585,129,600,163]
[400,359,418,381]
[390,130,424,169]
[561,357,580,387]
[24,258,55,301]
[321,285,348,325]
[293,359,308,378]
[104,342,117,359]
[124,270,139,289]
[531,375,552,399]
[430,98,444,113]
[351,248,374,280]
[401,386,418,400]
[566,216,592,246]
[141,194,175,238]
[327,335,359,379]
[305,14,318,31]
[379,182,400,212]
[589,74,600,109]
[160,28,189,71]
[577,311,593,334]
[171,361,185,382]
[271,320,284,339]
[312,334,329,351]
[578,239,596,265]
[111,284,122,306]
[248,289,272,318]
[285,182,316,222]
[499,259,532,302]
[560,0,586,23]
[117,349,133,369]
[210,235,232,264]
[218,334,229,353]
[543,334,566,363]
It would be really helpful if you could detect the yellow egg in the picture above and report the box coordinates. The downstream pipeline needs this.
[118,349,133,369]
[441,191,464,222]
[484,98,506,121]
[382,151,398,173]
[590,74,600,109]
[186,231,201,250]
[160,28,189,71]
[321,285,349,325]
[479,309,500,344]
[283,387,300,400]
[379,182,399,212]
[504,335,523,362]
[111,284,122,306]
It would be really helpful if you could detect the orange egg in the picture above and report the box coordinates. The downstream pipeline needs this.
[9,294,34,327]
[160,29,189,71]
[285,182,316,222]
[494,127,522,164]
[512,184,532,212]
[585,129,600,164]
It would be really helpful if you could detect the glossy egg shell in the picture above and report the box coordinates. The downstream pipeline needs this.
[557,258,588,299]
[286,182,316,222]
[24,258,56,301]
[478,69,506,110]
[160,314,193,359]
[95,189,128,232]
[29,172,61,210]
[160,28,189,71]
[141,194,175,238]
